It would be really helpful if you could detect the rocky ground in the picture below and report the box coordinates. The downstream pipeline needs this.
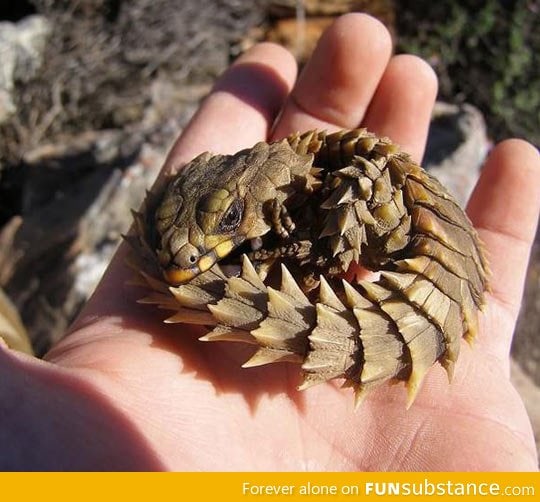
[0,0,538,463]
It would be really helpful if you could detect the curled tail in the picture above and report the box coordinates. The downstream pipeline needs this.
[140,246,485,406]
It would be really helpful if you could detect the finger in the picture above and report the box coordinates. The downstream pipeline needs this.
[362,54,438,162]
[72,43,297,324]
[467,139,540,318]
[272,13,392,138]
[164,42,297,174]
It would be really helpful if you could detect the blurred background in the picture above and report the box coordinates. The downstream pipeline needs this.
[0,0,538,459]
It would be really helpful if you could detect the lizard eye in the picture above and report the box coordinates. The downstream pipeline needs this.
[217,199,244,233]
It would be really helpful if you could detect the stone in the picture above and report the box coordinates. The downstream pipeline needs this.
[0,15,51,124]
[423,102,490,207]
[0,128,173,353]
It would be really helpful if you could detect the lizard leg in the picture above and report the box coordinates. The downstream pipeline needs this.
[250,239,312,263]
[268,199,296,239]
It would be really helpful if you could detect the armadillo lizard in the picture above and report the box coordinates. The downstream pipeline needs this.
[126,129,489,406]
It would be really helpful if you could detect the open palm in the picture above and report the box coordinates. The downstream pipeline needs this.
[1,14,539,471]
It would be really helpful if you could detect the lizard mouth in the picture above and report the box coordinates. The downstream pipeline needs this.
[163,236,253,285]
[163,257,213,285]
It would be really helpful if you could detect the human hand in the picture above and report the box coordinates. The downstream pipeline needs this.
[1,14,539,471]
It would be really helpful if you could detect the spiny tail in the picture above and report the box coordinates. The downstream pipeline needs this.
[141,252,480,408]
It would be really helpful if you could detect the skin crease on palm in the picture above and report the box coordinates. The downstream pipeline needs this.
[1,14,540,471]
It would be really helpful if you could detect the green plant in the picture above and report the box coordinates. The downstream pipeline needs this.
[397,0,540,146]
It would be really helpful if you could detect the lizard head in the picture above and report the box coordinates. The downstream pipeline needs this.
[155,188,248,285]
[152,151,272,285]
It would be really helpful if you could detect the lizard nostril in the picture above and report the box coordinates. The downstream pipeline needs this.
[189,255,197,264]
